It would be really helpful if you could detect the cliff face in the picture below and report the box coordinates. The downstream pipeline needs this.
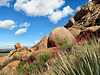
[64,0,100,29]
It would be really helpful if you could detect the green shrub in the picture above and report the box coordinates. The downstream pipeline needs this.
[16,53,51,75]
[47,39,100,75]
[57,38,74,51]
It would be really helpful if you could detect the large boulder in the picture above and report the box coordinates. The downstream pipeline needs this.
[34,35,49,50]
[48,27,76,47]
[14,42,21,49]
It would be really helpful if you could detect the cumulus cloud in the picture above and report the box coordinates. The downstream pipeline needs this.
[48,6,74,23]
[0,0,11,7]
[14,0,81,23]
[15,27,27,35]
[0,20,17,30]
[19,22,30,27]
[14,0,65,16]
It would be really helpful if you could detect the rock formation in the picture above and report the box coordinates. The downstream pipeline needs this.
[64,0,100,38]
[0,0,100,74]
[48,27,76,47]
[33,35,49,50]
[14,42,21,49]
[64,0,100,29]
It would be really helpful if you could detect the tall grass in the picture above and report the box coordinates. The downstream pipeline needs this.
[47,38,100,75]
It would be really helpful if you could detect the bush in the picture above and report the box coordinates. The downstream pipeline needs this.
[16,53,51,75]
[47,39,100,75]
[57,38,74,51]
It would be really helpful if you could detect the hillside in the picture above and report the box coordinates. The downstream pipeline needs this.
[0,0,100,75]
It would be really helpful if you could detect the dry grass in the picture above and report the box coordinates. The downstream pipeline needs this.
[0,53,8,57]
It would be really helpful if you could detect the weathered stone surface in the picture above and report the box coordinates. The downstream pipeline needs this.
[8,46,31,58]
[0,61,20,75]
[34,35,49,50]
[14,42,21,49]
[65,17,76,28]
[68,28,81,37]
[0,56,9,66]
[21,48,54,61]
[48,27,76,47]
[82,26,100,32]
[64,1,100,29]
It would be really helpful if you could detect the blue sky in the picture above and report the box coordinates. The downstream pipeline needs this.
[0,0,91,49]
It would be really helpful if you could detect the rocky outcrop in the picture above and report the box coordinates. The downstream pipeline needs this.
[48,27,76,47]
[81,26,100,32]
[33,35,49,50]
[0,61,20,75]
[64,0,100,29]
[92,0,100,3]
[68,28,81,37]
[21,48,54,61]
[0,56,9,66]
[64,0,100,39]
[8,45,32,59]
[14,42,21,49]
[65,17,76,28]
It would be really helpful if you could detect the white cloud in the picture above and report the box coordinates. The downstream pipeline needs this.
[15,27,27,35]
[89,0,92,2]
[40,32,43,35]
[5,44,33,47]
[0,0,11,7]
[5,44,14,46]
[14,0,65,16]
[34,41,39,44]
[48,6,74,23]
[76,6,81,11]
[14,0,76,23]
[0,20,17,30]
[21,44,33,46]
[19,22,30,27]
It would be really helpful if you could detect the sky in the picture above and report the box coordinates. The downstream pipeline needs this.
[0,0,91,49]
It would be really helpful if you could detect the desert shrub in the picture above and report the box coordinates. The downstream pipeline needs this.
[0,72,6,75]
[16,53,51,75]
[47,38,100,75]
[57,38,74,51]
[0,53,8,57]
